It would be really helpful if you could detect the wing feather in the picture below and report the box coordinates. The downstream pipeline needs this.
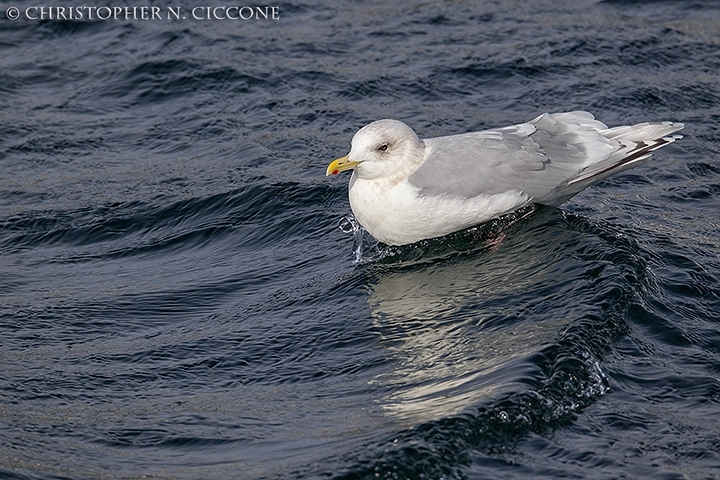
[408,112,617,202]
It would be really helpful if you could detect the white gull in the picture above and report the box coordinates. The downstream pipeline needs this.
[327,111,683,246]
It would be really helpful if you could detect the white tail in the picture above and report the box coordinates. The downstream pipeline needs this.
[568,121,684,188]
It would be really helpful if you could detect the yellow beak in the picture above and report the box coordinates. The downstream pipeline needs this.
[326,155,361,176]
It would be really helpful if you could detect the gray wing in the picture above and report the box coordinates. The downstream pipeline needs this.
[408,112,617,205]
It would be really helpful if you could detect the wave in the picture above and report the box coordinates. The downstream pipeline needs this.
[0,179,334,259]
[323,209,646,479]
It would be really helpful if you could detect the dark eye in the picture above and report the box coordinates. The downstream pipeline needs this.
[377,143,389,152]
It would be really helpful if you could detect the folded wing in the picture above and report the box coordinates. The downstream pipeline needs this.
[408,111,683,206]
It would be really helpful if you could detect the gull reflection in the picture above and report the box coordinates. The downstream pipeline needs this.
[367,210,580,425]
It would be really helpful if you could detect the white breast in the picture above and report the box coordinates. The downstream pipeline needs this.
[348,175,530,246]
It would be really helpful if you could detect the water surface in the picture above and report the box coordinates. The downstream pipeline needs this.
[1,1,719,478]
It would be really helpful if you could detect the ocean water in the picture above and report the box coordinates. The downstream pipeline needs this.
[1,0,719,479]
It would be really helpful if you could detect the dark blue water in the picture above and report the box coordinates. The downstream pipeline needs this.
[1,1,719,478]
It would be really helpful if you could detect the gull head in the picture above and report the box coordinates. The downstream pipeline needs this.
[326,119,425,181]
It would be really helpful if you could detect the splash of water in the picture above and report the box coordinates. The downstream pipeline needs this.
[338,214,388,264]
